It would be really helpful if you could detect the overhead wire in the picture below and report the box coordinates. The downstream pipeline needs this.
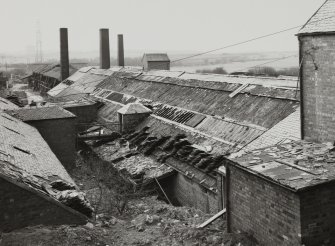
[37,14,335,100]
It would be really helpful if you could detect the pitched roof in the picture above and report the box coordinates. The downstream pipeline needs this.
[5,106,76,122]
[0,97,19,111]
[117,103,152,115]
[0,112,74,184]
[298,0,335,35]
[142,53,170,62]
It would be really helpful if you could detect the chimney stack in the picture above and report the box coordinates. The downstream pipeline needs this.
[60,28,69,80]
[117,34,125,67]
[99,28,110,69]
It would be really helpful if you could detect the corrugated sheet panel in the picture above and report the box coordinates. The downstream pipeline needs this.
[97,102,123,122]
[185,114,206,128]
[179,73,298,88]
[5,106,76,121]
[145,70,184,77]
[243,108,301,152]
[195,117,265,147]
[96,75,299,129]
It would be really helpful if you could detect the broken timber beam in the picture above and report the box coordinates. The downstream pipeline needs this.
[196,209,226,229]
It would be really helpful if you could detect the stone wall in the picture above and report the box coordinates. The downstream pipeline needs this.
[299,34,335,142]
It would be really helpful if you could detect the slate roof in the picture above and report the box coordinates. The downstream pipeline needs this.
[229,140,335,191]
[5,106,76,122]
[117,103,152,115]
[0,97,19,111]
[0,112,75,184]
[48,66,300,153]
[142,53,170,62]
[298,0,335,35]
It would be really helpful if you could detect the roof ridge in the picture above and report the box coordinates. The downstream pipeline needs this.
[300,0,329,31]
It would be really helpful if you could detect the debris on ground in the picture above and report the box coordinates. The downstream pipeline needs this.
[0,196,258,246]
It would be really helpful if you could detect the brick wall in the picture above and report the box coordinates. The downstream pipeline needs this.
[64,104,98,124]
[0,176,86,232]
[228,165,301,245]
[300,34,335,142]
[300,182,335,245]
[26,118,76,170]
[161,173,218,213]
[121,113,150,133]
[146,61,170,71]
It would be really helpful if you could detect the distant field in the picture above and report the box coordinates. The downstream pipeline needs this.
[171,56,298,73]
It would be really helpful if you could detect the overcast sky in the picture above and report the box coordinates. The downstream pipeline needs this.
[0,0,325,59]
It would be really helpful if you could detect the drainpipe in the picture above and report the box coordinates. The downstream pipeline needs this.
[298,36,305,140]
[225,161,231,233]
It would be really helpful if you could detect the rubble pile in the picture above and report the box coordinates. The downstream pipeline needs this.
[85,133,174,186]
[0,196,258,245]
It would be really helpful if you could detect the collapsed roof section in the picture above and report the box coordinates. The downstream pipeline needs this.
[48,66,300,153]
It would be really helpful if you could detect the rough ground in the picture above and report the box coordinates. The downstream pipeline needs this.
[0,155,257,246]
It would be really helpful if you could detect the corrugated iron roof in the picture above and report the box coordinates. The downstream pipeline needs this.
[298,0,335,35]
[5,106,76,121]
[229,140,335,191]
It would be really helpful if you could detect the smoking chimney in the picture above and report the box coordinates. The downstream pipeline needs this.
[99,28,110,69]
[60,28,69,80]
[117,34,125,67]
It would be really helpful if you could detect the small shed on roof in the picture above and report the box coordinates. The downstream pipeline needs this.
[117,103,152,132]
[117,103,152,115]
[142,53,170,71]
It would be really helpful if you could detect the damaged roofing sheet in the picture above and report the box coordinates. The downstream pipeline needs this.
[229,140,335,191]
[0,112,74,184]
[85,138,173,182]
[96,75,299,129]
[0,97,19,111]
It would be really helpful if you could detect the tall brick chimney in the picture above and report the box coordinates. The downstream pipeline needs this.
[99,28,110,69]
[117,34,125,67]
[60,28,69,81]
